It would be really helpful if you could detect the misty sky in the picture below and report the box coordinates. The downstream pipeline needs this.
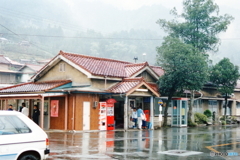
[63,0,239,64]
[64,0,240,10]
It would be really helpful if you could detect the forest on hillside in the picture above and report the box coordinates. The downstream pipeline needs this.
[0,0,239,65]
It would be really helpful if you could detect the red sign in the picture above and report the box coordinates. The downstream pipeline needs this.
[51,100,59,117]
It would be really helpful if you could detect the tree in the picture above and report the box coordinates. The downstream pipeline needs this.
[157,0,233,53]
[156,0,233,125]
[210,58,239,121]
[156,36,208,126]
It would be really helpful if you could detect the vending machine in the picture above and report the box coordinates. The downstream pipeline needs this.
[99,102,107,130]
[106,98,117,130]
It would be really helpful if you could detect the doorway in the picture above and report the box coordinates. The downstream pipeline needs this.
[114,101,124,129]
[83,102,90,130]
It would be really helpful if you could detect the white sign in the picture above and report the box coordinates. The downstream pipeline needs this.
[159,106,162,112]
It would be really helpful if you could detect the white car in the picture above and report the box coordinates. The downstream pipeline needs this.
[0,111,50,160]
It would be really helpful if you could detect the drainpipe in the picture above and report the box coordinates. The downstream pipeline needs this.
[124,96,128,130]
[72,94,75,130]
[64,94,68,131]
[150,96,154,129]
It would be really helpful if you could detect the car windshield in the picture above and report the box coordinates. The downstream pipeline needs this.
[0,115,31,135]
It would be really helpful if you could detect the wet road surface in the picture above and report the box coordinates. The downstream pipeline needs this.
[46,125,240,160]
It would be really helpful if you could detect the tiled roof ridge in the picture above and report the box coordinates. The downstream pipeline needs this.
[122,77,147,83]
[125,62,149,67]
[0,80,71,92]
[150,65,163,69]
[126,62,163,78]
[108,78,142,93]
[59,50,132,64]
[0,82,33,91]
[35,80,71,84]
[123,77,145,82]
[43,80,72,91]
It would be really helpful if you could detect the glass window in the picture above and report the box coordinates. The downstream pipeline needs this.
[193,99,202,113]
[0,115,31,135]
[222,101,231,116]
[237,102,240,108]
[208,100,218,114]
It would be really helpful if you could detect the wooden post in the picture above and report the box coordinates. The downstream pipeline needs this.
[40,96,44,129]
[150,96,154,129]
[124,96,128,130]
[64,95,68,131]
[72,95,75,130]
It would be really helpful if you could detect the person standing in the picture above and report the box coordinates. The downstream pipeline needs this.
[7,104,13,111]
[18,102,24,112]
[21,103,29,117]
[137,106,144,130]
[131,108,138,128]
[32,105,40,125]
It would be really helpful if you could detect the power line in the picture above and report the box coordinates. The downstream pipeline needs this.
[0,6,86,32]
[1,32,239,41]
[0,24,53,54]
[0,32,163,41]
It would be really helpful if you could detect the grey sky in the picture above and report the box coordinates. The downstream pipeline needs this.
[64,0,240,10]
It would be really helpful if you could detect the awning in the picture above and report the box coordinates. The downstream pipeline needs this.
[0,93,65,99]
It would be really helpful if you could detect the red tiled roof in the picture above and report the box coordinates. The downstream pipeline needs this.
[0,80,71,93]
[125,62,148,77]
[151,66,164,77]
[108,77,160,96]
[60,51,131,78]
[108,78,143,93]
[32,51,163,81]
[147,82,159,93]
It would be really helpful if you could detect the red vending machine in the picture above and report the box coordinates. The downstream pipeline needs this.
[144,110,150,122]
[106,98,117,130]
[99,102,107,130]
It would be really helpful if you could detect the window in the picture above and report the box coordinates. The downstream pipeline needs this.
[236,102,240,115]
[222,101,231,116]
[0,115,31,135]
[208,100,218,115]
[237,102,240,108]
[59,63,65,72]
[193,99,203,113]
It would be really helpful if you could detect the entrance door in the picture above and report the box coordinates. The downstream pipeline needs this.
[43,101,49,129]
[83,102,90,130]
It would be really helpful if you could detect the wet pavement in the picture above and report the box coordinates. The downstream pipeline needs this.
[46,125,240,160]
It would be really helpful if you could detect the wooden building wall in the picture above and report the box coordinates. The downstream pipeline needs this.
[67,93,99,131]
[49,97,65,130]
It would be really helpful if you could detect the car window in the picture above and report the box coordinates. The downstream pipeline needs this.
[0,115,31,135]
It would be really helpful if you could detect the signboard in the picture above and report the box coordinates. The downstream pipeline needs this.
[50,100,59,117]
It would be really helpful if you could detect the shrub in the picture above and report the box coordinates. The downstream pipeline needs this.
[203,109,212,118]
[231,116,237,121]
[188,120,197,127]
[222,121,226,125]
[194,113,208,124]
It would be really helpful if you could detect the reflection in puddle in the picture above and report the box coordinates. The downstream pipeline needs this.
[47,125,240,159]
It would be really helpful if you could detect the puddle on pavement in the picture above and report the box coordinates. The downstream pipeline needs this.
[46,125,240,160]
